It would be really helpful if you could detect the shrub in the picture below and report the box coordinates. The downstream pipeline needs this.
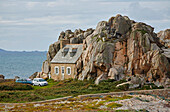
[96,101,106,107]
[103,95,112,100]
[104,95,133,102]
[115,110,137,112]
[47,79,54,83]
[82,97,100,101]
[140,83,164,90]
[117,84,129,91]
[0,81,33,90]
[106,102,123,108]
[67,97,77,101]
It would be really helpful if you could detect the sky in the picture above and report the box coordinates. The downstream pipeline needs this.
[0,0,170,51]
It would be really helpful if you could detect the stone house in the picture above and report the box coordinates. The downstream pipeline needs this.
[50,42,83,80]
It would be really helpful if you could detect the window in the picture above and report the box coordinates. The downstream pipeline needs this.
[55,66,59,75]
[61,66,64,74]
[67,67,71,75]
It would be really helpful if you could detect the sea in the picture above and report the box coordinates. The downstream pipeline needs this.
[0,51,47,79]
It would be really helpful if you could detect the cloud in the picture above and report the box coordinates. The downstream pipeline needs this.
[0,15,81,26]
[46,2,59,7]
[0,0,170,51]
[26,2,40,8]
[25,16,81,25]
[0,17,17,24]
[127,2,170,21]
[126,1,170,32]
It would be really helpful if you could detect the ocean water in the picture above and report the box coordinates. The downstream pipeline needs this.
[0,51,46,79]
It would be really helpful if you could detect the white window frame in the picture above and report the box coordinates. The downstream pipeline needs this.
[61,66,65,74]
[67,67,71,75]
[54,66,59,75]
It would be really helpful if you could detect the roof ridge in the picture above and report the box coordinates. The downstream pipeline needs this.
[51,44,83,64]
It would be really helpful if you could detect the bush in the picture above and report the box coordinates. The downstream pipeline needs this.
[106,102,123,108]
[47,79,55,83]
[139,83,164,90]
[117,84,129,91]
[0,81,33,90]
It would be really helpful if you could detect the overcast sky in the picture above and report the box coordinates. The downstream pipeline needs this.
[0,0,170,51]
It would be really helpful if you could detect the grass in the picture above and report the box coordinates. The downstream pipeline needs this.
[0,81,33,90]
[115,109,149,112]
[106,95,133,102]
[0,78,163,103]
[3,94,149,112]
[106,102,123,108]
[136,29,148,35]
[139,83,164,90]
[116,110,135,112]
[0,79,126,103]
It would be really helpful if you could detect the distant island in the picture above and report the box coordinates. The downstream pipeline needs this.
[0,48,47,53]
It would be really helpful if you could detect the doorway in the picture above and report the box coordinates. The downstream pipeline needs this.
[61,66,64,80]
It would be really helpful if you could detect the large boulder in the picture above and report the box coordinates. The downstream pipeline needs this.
[79,14,170,86]
[47,41,60,63]
[84,28,94,38]
[95,73,107,85]
[58,31,65,40]
[109,14,131,35]
[0,74,5,79]
[29,72,38,80]
[30,72,48,80]
[108,67,118,80]
[93,21,107,35]
[42,60,49,74]
[70,37,79,44]
[14,76,20,80]
[157,29,170,48]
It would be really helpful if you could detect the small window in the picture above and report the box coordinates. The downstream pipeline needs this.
[67,67,71,75]
[55,66,59,75]
[61,66,64,74]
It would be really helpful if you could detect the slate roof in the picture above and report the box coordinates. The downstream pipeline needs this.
[51,44,83,64]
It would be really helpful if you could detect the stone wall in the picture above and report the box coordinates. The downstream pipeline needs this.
[51,63,76,80]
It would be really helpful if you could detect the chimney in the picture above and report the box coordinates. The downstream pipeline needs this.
[60,39,70,49]
[70,48,77,57]
[62,48,69,57]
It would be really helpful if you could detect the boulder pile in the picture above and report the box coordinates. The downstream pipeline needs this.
[41,14,170,87]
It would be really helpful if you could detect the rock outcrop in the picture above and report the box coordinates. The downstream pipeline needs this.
[157,29,170,61]
[41,28,94,77]
[29,72,49,80]
[41,14,170,87]
[0,74,5,79]
[157,29,170,48]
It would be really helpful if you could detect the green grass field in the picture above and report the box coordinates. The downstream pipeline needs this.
[0,79,163,103]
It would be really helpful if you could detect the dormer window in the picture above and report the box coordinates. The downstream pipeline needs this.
[62,48,69,57]
[70,48,77,57]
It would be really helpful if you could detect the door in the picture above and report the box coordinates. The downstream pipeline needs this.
[61,66,65,80]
